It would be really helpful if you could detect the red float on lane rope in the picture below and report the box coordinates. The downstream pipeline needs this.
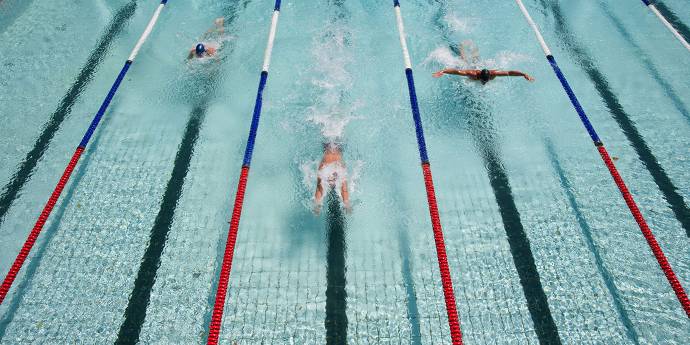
[208,166,250,345]
[0,147,84,304]
[597,146,690,317]
[422,163,463,343]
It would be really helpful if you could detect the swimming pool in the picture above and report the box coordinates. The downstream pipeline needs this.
[1,0,689,343]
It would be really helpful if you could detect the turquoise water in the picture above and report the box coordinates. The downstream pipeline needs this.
[1,0,689,343]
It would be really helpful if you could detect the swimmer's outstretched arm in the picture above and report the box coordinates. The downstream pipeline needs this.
[492,70,535,81]
[314,177,324,215]
[341,180,351,214]
[432,69,477,78]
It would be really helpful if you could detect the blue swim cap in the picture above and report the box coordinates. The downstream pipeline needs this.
[195,43,206,56]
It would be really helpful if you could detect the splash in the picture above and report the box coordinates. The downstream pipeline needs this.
[443,12,475,34]
[424,46,532,70]
[484,51,532,69]
[307,24,359,141]
[424,46,466,68]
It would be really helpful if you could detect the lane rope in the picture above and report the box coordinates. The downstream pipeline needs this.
[640,0,690,52]
[0,0,170,306]
[515,0,690,318]
[392,1,464,344]
[206,1,282,344]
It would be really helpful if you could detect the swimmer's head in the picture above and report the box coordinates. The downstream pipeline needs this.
[327,172,338,188]
[323,142,342,153]
[195,43,206,57]
[479,69,491,84]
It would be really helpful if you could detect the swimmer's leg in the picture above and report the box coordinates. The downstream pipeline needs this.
[459,41,468,64]
[471,46,480,65]
[214,17,225,35]
[200,18,225,41]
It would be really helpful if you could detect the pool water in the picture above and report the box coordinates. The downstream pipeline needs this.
[1,0,689,343]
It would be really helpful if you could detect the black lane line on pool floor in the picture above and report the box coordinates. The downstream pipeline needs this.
[429,2,562,343]
[653,1,690,44]
[115,106,206,345]
[324,1,348,342]
[120,3,250,342]
[0,107,114,342]
[0,0,138,228]
[539,0,690,238]
[545,139,640,344]
[398,226,423,345]
[600,2,690,125]
[389,173,421,343]
[325,192,348,344]
[480,140,561,345]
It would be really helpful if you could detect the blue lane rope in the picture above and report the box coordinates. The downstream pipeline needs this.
[515,0,690,318]
[404,69,430,164]
[545,55,602,145]
[392,1,464,343]
[79,61,132,148]
[207,1,283,343]
[242,71,269,167]
[0,0,170,306]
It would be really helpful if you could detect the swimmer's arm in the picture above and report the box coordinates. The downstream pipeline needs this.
[432,69,477,78]
[314,177,324,214]
[493,70,535,81]
[341,180,351,213]
[187,50,195,60]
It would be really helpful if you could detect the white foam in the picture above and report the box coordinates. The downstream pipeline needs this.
[485,50,532,69]
[307,24,358,141]
[424,46,532,70]
[299,159,363,210]
[423,46,466,68]
[444,12,474,34]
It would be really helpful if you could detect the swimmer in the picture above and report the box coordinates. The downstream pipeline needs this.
[187,17,225,59]
[314,143,351,215]
[432,39,534,84]
[432,68,535,84]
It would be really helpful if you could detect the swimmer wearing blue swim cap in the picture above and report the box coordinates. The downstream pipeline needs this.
[196,43,206,56]
[187,17,225,60]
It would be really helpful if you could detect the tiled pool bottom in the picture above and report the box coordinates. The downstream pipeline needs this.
[1,0,690,343]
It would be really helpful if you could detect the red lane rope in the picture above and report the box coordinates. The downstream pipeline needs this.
[597,146,690,317]
[0,147,84,304]
[207,166,249,345]
[422,163,463,343]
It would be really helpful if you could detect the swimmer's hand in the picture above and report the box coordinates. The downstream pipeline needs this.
[524,74,535,82]
[344,201,352,215]
[432,70,445,78]
[313,203,322,216]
